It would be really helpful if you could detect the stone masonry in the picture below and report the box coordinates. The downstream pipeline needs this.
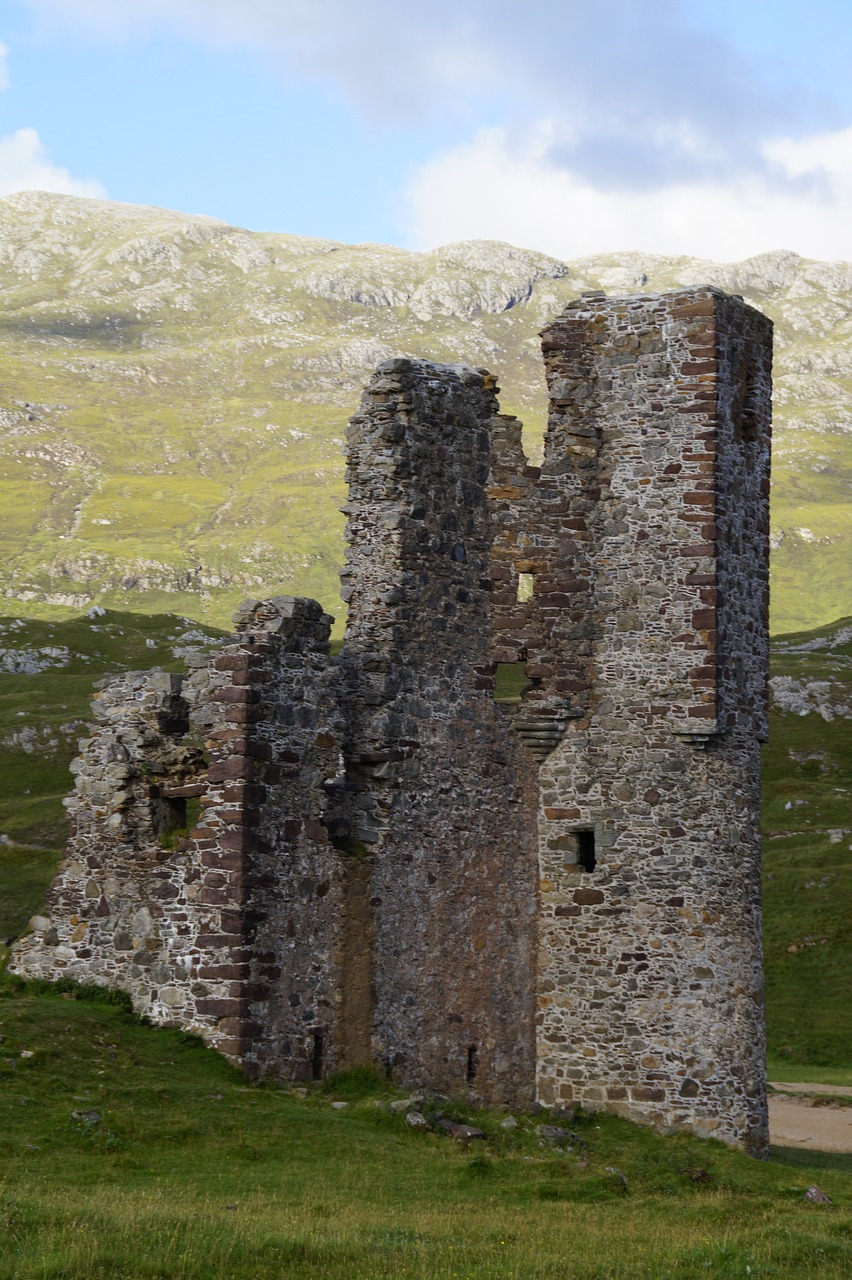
[11,287,772,1153]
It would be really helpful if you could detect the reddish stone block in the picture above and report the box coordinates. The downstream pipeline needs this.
[630,1087,666,1103]
[213,686,261,705]
[573,888,605,906]
[678,543,716,558]
[207,758,254,784]
[220,827,269,855]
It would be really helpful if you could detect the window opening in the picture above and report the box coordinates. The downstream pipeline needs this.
[151,795,188,845]
[516,571,534,603]
[576,829,596,873]
[151,786,205,851]
[466,1045,478,1084]
[493,662,531,703]
[312,1033,324,1081]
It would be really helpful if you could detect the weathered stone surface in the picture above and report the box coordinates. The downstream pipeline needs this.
[537,1124,577,1144]
[10,288,771,1153]
[436,1119,486,1141]
[529,290,770,1156]
[336,358,539,1106]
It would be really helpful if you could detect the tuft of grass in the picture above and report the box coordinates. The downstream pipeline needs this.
[321,1065,389,1101]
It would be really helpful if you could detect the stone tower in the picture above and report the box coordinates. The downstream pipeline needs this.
[493,289,771,1153]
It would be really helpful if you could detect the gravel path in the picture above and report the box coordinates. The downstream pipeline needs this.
[768,1081,852,1153]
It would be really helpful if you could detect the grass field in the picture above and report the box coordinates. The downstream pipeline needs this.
[760,619,852,1071]
[0,976,850,1280]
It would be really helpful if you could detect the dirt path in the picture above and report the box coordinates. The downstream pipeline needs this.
[770,1081,852,1098]
[768,1081,852,1153]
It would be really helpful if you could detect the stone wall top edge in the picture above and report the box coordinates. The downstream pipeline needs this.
[372,356,490,384]
[92,667,182,691]
[547,285,772,328]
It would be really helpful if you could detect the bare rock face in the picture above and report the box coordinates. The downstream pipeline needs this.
[11,287,771,1153]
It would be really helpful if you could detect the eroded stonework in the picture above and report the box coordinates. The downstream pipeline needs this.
[11,287,771,1152]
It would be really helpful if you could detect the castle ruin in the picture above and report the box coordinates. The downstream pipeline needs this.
[10,287,772,1154]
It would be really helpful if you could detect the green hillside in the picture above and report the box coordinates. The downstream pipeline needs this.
[0,192,850,634]
[762,618,852,1072]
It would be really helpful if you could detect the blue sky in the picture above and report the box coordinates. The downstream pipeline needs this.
[1,0,852,261]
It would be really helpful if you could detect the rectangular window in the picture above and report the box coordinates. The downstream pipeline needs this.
[312,1033,324,1081]
[517,571,534,603]
[576,829,596,872]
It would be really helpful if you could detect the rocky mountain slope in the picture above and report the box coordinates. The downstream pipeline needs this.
[0,191,850,633]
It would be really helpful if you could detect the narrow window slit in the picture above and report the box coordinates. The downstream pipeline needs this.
[311,1033,324,1081]
[577,829,596,873]
[466,1044,478,1083]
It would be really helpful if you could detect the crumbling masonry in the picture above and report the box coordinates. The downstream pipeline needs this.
[11,287,772,1154]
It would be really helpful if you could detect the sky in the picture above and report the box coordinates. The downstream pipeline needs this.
[1,0,852,262]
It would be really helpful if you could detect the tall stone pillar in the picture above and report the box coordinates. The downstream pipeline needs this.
[336,359,540,1105]
[534,289,771,1153]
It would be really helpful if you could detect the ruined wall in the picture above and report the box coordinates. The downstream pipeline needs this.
[193,597,343,1079]
[336,359,540,1104]
[9,598,345,1082]
[11,288,772,1151]
[8,665,224,1021]
[530,289,771,1153]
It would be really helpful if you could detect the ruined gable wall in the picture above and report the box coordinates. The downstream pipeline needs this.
[533,290,770,1154]
[8,666,226,1021]
[486,316,606,758]
[10,599,345,1082]
[337,359,539,1104]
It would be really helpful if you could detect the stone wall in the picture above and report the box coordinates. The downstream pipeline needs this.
[8,598,346,1082]
[198,598,342,1079]
[336,359,540,1104]
[527,289,771,1153]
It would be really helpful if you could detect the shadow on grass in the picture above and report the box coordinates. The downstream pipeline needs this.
[770,1145,852,1175]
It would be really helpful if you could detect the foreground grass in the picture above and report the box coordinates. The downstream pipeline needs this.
[1,977,850,1280]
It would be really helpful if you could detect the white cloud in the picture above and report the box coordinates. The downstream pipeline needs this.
[0,127,105,199]
[0,40,10,91]
[20,1,852,259]
[400,123,852,262]
[23,2,789,151]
